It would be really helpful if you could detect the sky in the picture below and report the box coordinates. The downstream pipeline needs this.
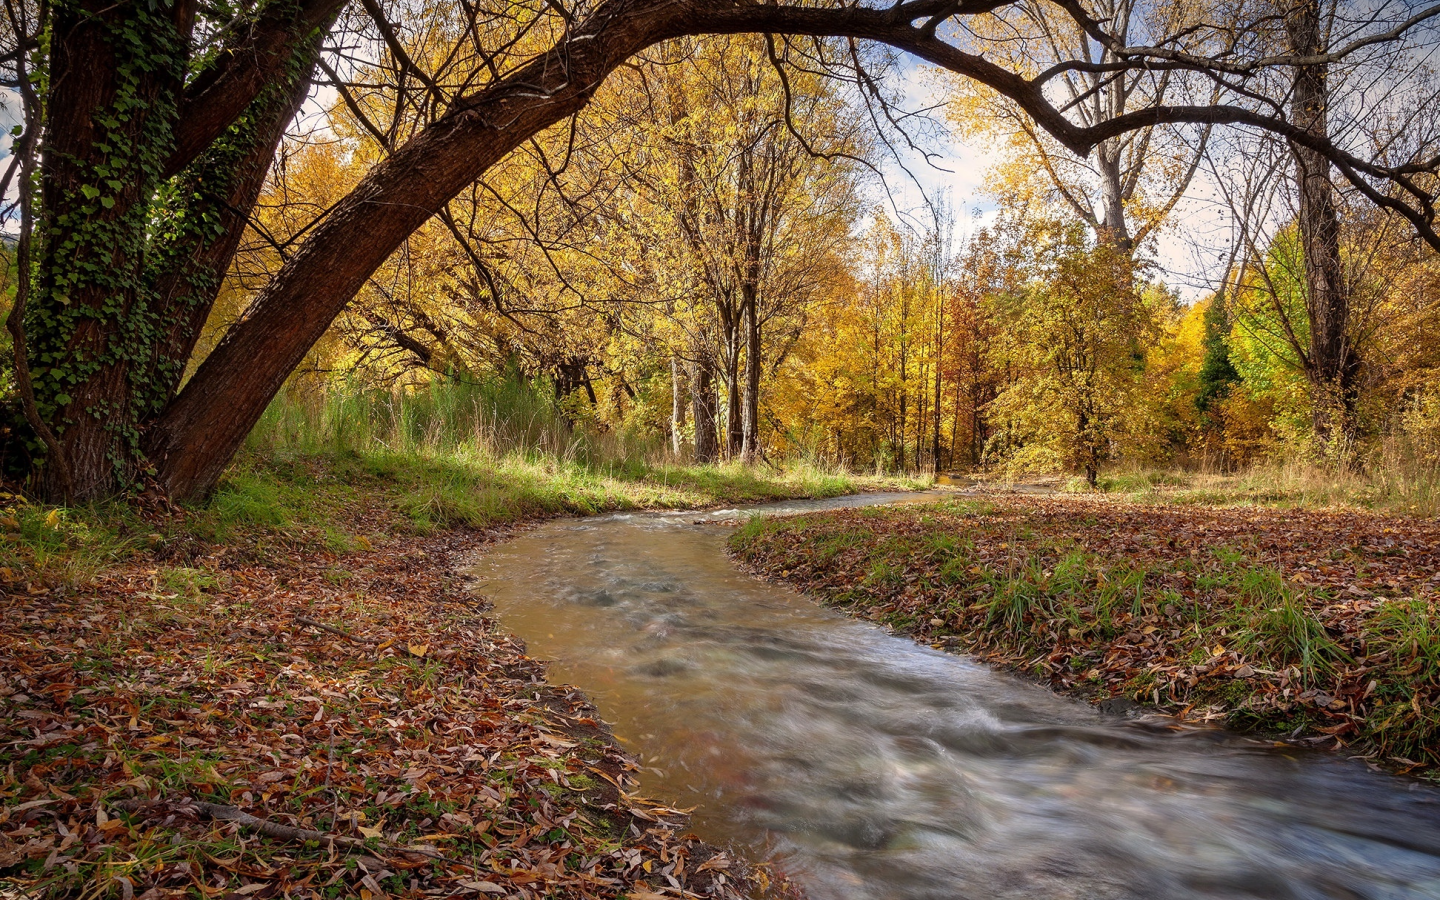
[0,88,17,234]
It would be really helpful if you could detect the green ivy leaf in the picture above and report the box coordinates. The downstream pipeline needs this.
[80,185,100,200]
[100,196,116,209]
[54,394,72,406]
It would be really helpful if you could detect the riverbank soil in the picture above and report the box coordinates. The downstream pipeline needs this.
[730,495,1440,778]
[0,458,866,899]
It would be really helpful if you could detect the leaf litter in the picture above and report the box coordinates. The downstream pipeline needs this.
[1,524,778,899]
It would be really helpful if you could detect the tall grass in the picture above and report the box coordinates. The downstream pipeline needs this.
[0,376,908,586]
[1070,450,1440,516]
[225,375,890,534]
[248,375,661,470]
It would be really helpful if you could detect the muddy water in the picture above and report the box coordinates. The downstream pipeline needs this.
[473,493,1440,900]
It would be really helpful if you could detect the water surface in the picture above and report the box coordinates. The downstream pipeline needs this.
[474,493,1440,899]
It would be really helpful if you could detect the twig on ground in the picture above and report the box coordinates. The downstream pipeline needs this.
[293,615,383,644]
[115,798,475,870]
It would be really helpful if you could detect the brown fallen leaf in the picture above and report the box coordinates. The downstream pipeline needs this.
[0,833,23,867]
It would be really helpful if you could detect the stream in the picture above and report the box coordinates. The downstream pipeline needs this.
[473,493,1440,900]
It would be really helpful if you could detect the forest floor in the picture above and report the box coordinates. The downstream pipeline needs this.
[729,491,1440,780]
[0,454,903,900]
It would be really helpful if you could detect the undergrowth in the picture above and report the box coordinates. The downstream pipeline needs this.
[1064,458,1440,517]
[0,376,916,587]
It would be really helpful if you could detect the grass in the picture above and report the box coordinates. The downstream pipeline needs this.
[233,376,914,533]
[1064,456,1440,517]
[730,496,1440,777]
[0,376,919,587]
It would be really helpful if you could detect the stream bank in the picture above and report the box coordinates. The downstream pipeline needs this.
[729,492,1440,778]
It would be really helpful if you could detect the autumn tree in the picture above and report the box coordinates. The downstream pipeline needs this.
[942,0,1216,252]
[986,227,1156,485]
[604,36,863,463]
[4,0,1440,500]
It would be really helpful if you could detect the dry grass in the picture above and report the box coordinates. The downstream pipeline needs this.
[1066,456,1440,517]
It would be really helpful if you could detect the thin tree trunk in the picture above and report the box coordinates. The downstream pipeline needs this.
[932,315,944,472]
[740,283,761,465]
[670,356,687,456]
[725,339,742,459]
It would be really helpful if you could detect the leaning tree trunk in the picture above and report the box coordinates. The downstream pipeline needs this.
[143,9,662,498]
[1287,0,1360,462]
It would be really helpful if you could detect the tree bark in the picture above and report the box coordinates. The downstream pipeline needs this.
[32,0,191,499]
[739,283,762,465]
[1095,142,1134,252]
[690,356,719,464]
[1287,0,1360,462]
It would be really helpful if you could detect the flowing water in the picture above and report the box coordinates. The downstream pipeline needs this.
[473,493,1440,900]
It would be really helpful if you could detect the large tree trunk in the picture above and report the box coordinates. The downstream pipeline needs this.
[27,0,339,501]
[30,0,191,499]
[1095,142,1134,252]
[1287,0,1360,461]
[739,283,762,465]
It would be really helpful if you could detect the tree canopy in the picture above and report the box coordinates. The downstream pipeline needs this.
[1,0,1439,498]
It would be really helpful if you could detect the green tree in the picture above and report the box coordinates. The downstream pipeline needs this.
[987,227,1155,486]
[1196,291,1240,416]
